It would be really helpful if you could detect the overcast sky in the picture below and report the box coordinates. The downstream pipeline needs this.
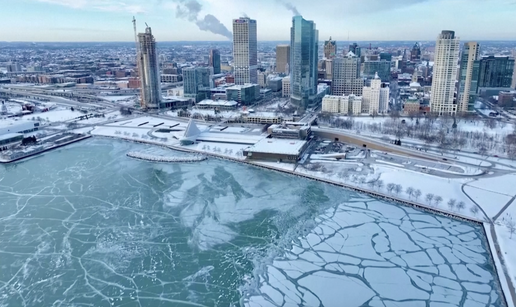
[2,0,516,42]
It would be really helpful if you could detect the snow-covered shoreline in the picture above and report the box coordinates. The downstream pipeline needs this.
[126,151,207,163]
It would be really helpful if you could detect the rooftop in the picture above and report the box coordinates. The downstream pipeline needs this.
[246,138,307,156]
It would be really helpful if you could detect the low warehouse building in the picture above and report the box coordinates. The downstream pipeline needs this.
[244,138,308,163]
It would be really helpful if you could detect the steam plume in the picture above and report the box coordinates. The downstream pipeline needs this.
[277,0,300,15]
[173,0,232,40]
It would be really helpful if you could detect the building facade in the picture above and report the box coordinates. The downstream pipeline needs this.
[209,49,221,75]
[362,73,382,115]
[410,42,422,62]
[458,42,480,112]
[290,16,319,109]
[282,76,291,97]
[324,37,337,59]
[183,67,211,102]
[332,52,364,96]
[363,60,391,82]
[349,43,361,58]
[430,30,460,115]
[477,56,515,89]
[276,45,290,74]
[322,95,341,113]
[233,17,258,85]
[379,83,390,113]
[137,26,162,109]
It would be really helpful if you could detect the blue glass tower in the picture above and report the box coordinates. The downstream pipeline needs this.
[290,16,319,110]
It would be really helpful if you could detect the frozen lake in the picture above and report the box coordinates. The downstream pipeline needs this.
[0,139,506,307]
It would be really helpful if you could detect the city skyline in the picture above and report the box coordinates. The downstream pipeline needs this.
[2,0,516,42]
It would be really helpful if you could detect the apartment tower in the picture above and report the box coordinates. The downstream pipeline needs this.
[430,30,460,115]
[458,42,480,112]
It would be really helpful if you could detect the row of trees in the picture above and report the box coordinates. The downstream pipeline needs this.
[304,163,481,217]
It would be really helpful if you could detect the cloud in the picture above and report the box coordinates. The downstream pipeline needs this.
[33,0,147,14]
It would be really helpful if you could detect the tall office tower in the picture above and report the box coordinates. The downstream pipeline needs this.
[137,26,162,109]
[209,49,221,74]
[411,42,422,62]
[324,37,337,59]
[362,73,382,115]
[233,17,258,85]
[430,30,460,115]
[477,56,515,88]
[512,58,516,89]
[458,42,480,113]
[290,16,319,109]
[379,83,390,113]
[349,43,361,58]
[276,44,290,74]
[332,52,364,96]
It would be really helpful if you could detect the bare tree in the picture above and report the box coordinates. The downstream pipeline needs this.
[413,189,422,201]
[470,206,479,217]
[394,184,403,195]
[375,180,384,190]
[434,196,443,207]
[406,187,415,199]
[387,183,396,194]
[507,218,516,239]
[456,201,466,212]
[425,193,434,204]
[447,199,457,211]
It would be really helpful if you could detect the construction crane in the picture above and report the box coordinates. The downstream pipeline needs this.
[132,16,144,108]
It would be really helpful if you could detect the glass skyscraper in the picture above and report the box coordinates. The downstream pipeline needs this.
[290,16,318,109]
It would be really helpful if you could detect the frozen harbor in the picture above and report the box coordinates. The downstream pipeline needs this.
[0,139,506,307]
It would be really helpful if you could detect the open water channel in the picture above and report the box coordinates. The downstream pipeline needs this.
[0,139,506,307]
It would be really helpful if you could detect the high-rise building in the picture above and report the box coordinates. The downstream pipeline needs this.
[349,43,361,58]
[410,42,422,62]
[512,59,516,89]
[282,76,291,97]
[332,52,364,96]
[276,45,290,74]
[430,30,460,115]
[209,49,221,75]
[477,56,514,88]
[258,71,267,88]
[233,17,258,85]
[324,37,337,59]
[379,83,390,113]
[362,73,382,115]
[137,26,162,109]
[7,63,21,72]
[458,42,480,112]
[290,16,319,109]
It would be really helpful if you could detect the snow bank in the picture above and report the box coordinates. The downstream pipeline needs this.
[126,152,207,163]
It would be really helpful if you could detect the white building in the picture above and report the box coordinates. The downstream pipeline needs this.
[282,76,291,97]
[362,73,382,115]
[350,95,363,115]
[322,95,341,113]
[379,85,390,113]
[258,71,268,88]
[430,30,460,115]
[233,17,258,85]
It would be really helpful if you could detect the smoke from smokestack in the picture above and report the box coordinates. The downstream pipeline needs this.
[277,0,300,16]
[173,0,232,40]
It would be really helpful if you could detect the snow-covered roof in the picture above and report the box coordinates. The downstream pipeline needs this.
[246,138,307,156]
[197,100,238,107]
